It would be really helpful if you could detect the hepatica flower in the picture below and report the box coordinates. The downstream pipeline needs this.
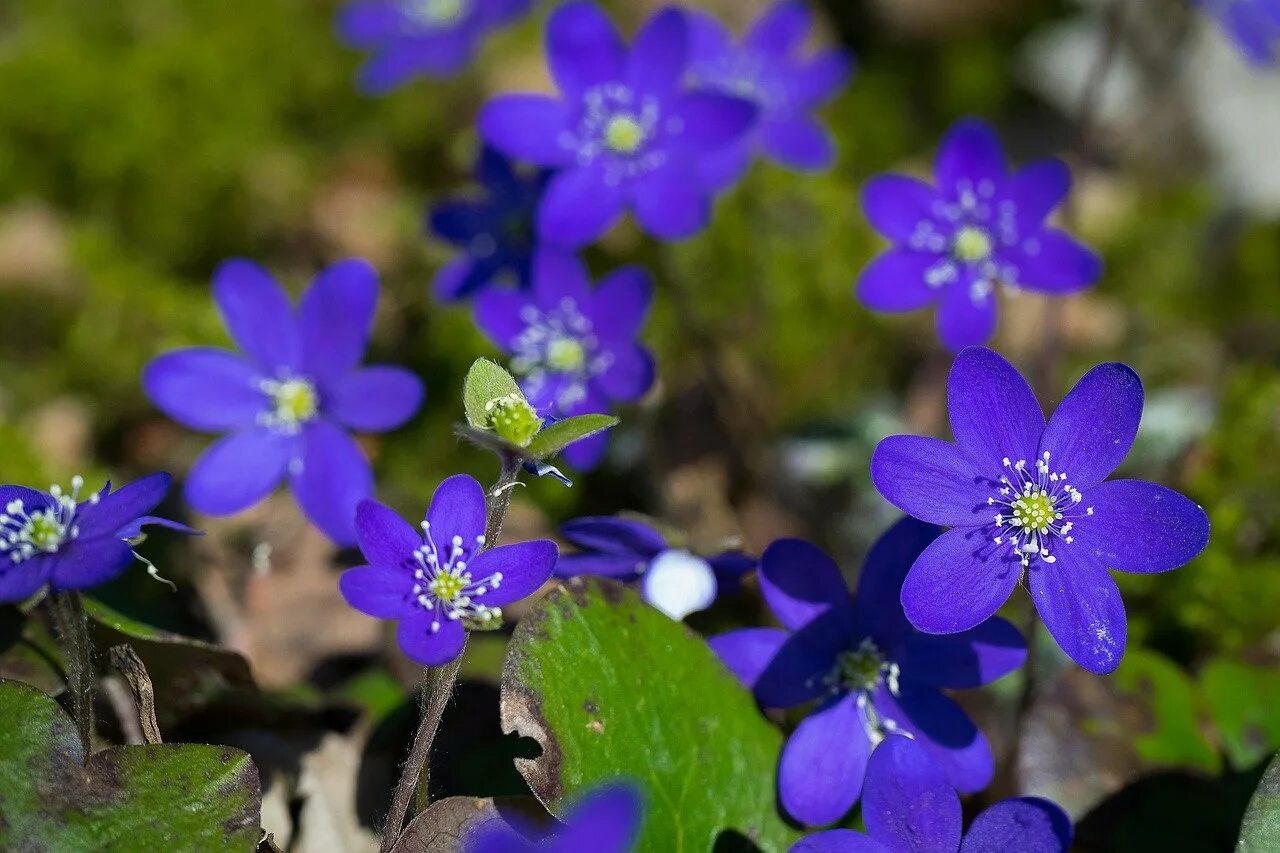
[479,1,758,247]
[871,347,1211,675]
[429,148,552,302]
[144,259,424,546]
[1192,0,1280,66]
[711,520,1026,826]
[685,0,853,190]
[337,0,534,94]
[465,782,642,853]
[555,515,755,620]
[0,473,194,602]
[792,735,1072,853]
[475,249,654,469]
[339,475,557,666]
[858,118,1101,351]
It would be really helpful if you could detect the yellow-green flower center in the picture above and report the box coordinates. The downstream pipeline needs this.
[952,226,993,263]
[546,337,586,372]
[429,570,467,602]
[26,513,65,553]
[486,393,543,447]
[1011,489,1057,533]
[269,379,319,427]
[832,639,894,693]
[604,115,646,155]
[404,0,466,25]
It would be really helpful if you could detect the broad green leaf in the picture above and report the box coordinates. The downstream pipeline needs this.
[1202,658,1280,770]
[1239,750,1280,851]
[1109,648,1219,773]
[525,414,619,460]
[463,359,521,429]
[500,578,801,851]
[0,679,261,851]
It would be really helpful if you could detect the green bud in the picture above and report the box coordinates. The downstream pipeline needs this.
[486,393,543,447]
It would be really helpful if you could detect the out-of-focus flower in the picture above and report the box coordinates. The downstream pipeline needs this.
[711,520,1026,826]
[337,0,534,94]
[871,347,1211,675]
[474,249,654,469]
[684,0,853,190]
[1192,0,1280,66]
[144,259,423,546]
[555,515,755,619]
[339,475,557,666]
[478,1,757,247]
[791,735,1072,852]
[465,782,643,852]
[429,148,552,303]
[857,118,1101,351]
[0,474,196,601]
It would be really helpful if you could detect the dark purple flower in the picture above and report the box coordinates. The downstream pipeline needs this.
[871,347,1211,675]
[1192,0,1280,66]
[474,249,654,470]
[0,473,196,602]
[556,515,755,619]
[791,735,1072,852]
[429,148,553,302]
[339,475,557,666]
[478,1,758,247]
[143,259,424,546]
[857,118,1102,351]
[685,0,853,191]
[465,782,643,853]
[337,0,534,94]
[711,520,1026,826]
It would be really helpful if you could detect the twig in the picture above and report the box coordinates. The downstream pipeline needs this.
[44,591,94,760]
[107,644,163,745]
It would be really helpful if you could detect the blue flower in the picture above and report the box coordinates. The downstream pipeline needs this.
[474,249,654,470]
[792,735,1072,852]
[685,0,853,190]
[337,0,534,94]
[857,118,1102,351]
[871,347,1211,674]
[711,520,1026,827]
[555,515,755,620]
[465,781,643,853]
[478,1,758,247]
[143,259,424,546]
[0,474,196,602]
[1192,0,1280,66]
[429,148,553,302]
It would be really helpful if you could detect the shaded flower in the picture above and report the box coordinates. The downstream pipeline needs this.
[478,1,757,247]
[337,0,534,94]
[339,475,557,666]
[1192,0,1280,66]
[556,515,755,620]
[429,147,552,302]
[685,0,853,190]
[144,259,424,546]
[791,735,1072,853]
[711,520,1026,826]
[474,249,654,470]
[0,474,196,602]
[857,118,1101,351]
[465,781,642,853]
[871,347,1211,675]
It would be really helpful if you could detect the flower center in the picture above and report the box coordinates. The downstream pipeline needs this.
[511,301,603,413]
[0,476,97,565]
[952,226,993,263]
[545,337,586,372]
[485,393,543,447]
[411,524,503,632]
[988,452,1093,568]
[604,114,646,155]
[829,638,898,694]
[401,0,467,26]
[260,378,319,433]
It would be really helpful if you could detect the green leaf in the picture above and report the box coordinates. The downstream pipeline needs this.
[1202,658,1280,771]
[463,359,521,429]
[500,578,800,851]
[525,414,620,460]
[0,679,261,851]
[1110,649,1219,773]
[1239,750,1280,851]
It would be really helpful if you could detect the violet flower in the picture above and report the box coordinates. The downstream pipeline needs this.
[685,0,853,190]
[0,473,196,602]
[474,249,654,470]
[792,735,1072,853]
[711,520,1026,827]
[478,1,758,247]
[339,475,557,667]
[871,347,1210,675]
[555,515,755,620]
[337,0,534,94]
[144,259,424,546]
[1192,0,1280,66]
[858,118,1101,351]
[465,782,642,853]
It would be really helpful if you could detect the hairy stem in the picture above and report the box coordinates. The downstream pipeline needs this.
[45,591,95,760]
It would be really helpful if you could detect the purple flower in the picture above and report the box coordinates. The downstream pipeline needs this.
[478,1,758,248]
[143,259,424,546]
[429,148,552,302]
[556,515,755,620]
[857,118,1102,351]
[792,735,1072,853]
[871,347,1211,675]
[685,0,853,191]
[337,0,534,94]
[0,473,196,602]
[474,249,654,470]
[339,475,557,667]
[1192,0,1280,65]
[465,782,642,853]
[711,520,1026,827]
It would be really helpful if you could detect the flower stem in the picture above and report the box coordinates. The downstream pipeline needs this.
[45,591,95,760]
